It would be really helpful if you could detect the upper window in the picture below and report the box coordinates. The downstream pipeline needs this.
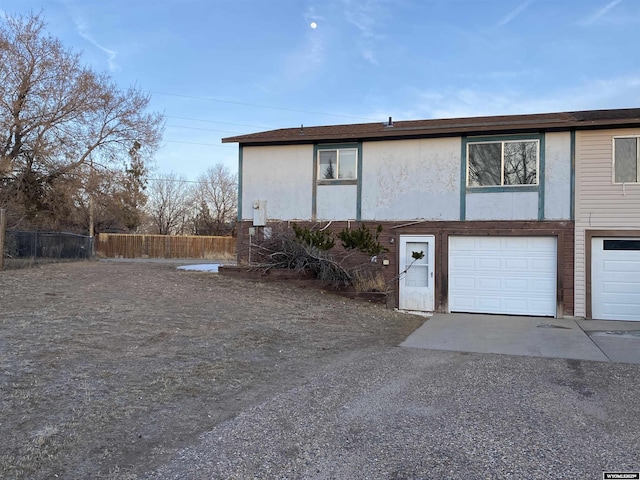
[318,148,357,181]
[614,137,640,183]
[467,140,539,187]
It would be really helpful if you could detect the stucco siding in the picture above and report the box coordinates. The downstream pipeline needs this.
[465,191,539,220]
[574,128,640,317]
[360,138,460,220]
[544,132,572,220]
[241,145,313,221]
[316,184,357,220]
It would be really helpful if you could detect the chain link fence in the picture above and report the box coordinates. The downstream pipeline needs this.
[2,230,93,269]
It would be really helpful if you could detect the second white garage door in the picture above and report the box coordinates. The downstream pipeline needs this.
[449,236,557,317]
[592,237,640,321]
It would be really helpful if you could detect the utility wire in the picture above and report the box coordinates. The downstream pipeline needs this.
[152,91,378,121]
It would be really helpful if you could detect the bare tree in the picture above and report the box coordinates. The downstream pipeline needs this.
[144,172,192,235]
[0,12,163,231]
[193,163,237,236]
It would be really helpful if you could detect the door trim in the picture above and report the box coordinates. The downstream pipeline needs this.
[398,235,435,312]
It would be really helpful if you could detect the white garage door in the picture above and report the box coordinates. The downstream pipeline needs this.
[449,236,557,317]
[592,238,640,321]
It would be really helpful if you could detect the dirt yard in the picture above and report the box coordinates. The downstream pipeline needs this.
[0,261,423,479]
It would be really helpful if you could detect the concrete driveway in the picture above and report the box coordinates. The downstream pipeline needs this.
[401,313,640,364]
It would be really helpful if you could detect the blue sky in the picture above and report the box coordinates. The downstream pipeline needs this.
[2,0,639,180]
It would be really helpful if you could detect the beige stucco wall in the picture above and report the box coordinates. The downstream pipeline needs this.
[241,144,313,221]
[360,137,461,220]
[574,128,640,317]
[465,191,539,220]
[316,184,357,220]
[544,132,572,220]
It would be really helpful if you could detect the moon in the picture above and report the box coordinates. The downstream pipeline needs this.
[310,22,317,29]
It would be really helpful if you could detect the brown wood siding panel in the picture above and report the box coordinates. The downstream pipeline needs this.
[237,220,574,317]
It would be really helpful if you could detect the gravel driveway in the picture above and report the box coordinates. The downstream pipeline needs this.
[151,347,640,479]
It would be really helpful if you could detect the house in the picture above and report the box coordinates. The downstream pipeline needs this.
[222,108,640,320]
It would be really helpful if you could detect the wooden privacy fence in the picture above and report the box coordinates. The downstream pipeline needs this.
[96,234,236,259]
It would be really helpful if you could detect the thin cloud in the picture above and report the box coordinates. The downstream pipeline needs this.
[304,5,324,25]
[581,0,623,26]
[406,74,640,120]
[341,0,383,65]
[497,0,534,27]
[343,0,377,38]
[71,15,118,72]
[280,25,326,83]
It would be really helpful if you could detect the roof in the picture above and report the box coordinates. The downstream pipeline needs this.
[221,108,640,146]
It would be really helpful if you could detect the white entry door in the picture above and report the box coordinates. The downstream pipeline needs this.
[399,235,435,312]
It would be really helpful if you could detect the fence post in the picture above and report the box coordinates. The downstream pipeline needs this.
[0,209,5,270]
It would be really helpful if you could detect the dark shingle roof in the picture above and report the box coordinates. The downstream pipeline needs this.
[221,108,640,145]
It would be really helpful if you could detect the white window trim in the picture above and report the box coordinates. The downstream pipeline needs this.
[316,147,358,183]
[612,136,640,184]
[466,139,540,187]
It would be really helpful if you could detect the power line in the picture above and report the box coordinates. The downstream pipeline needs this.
[152,91,378,121]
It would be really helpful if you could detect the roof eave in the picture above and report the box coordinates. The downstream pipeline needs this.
[221,116,640,146]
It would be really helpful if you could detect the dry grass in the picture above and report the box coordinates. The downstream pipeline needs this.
[202,250,236,261]
[352,269,388,293]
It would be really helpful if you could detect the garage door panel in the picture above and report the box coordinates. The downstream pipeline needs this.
[504,237,527,247]
[476,277,501,289]
[476,238,502,249]
[530,259,556,271]
[504,279,528,291]
[477,298,502,310]
[505,298,548,313]
[603,301,640,315]
[603,283,640,294]
[601,292,640,302]
[531,279,555,292]
[450,296,475,309]
[503,258,528,270]
[451,278,475,289]
[453,237,477,249]
[449,236,557,317]
[503,299,524,311]
[478,258,501,269]
[451,258,475,269]
[603,261,639,273]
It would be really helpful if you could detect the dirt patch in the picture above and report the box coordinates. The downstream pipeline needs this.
[0,261,423,479]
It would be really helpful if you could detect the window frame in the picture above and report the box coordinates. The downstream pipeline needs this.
[316,145,359,185]
[466,138,540,188]
[612,136,640,184]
